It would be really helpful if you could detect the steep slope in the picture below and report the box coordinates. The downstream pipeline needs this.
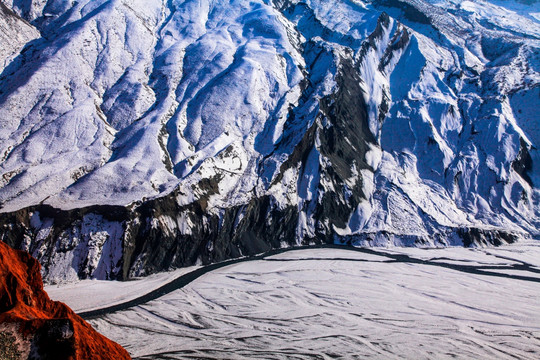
[0,3,39,71]
[0,240,131,359]
[0,0,538,281]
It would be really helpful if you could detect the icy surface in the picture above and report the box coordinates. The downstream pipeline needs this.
[49,245,540,359]
[45,265,199,313]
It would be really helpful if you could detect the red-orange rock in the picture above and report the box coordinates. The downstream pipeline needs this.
[0,240,131,360]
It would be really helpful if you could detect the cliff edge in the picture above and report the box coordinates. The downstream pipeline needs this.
[0,240,131,359]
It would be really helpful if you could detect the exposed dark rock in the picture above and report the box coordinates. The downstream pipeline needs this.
[0,329,21,360]
[124,192,300,278]
[458,227,520,247]
[357,12,392,64]
[314,57,375,236]
[379,25,410,71]
[512,138,534,187]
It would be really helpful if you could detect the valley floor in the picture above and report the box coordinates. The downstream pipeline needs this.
[48,243,540,359]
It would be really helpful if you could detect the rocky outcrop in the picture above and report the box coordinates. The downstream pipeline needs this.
[0,240,131,359]
[0,194,523,283]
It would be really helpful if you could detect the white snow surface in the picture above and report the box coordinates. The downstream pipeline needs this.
[70,245,540,359]
[45,265,199,313]
[0,3,39,69]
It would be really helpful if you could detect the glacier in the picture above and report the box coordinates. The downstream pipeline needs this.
[47,244,540,359]
[0,0,538,281]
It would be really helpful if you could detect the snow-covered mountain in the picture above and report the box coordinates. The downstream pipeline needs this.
[0,0,538,282]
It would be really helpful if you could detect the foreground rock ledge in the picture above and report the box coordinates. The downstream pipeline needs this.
[0,240,131,360]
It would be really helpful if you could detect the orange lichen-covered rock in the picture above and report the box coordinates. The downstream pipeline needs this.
[0,240,131,359]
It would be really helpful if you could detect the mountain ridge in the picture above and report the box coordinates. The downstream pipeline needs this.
[0,0,538,282]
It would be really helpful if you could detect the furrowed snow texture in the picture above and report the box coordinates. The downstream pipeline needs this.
[0,0,538,282]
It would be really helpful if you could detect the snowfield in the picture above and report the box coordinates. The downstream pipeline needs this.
[45,264,200,314]
[49,244,540,359]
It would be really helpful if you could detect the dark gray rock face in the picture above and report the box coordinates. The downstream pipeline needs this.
[0,196,301,280]
[0,195,522,281]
